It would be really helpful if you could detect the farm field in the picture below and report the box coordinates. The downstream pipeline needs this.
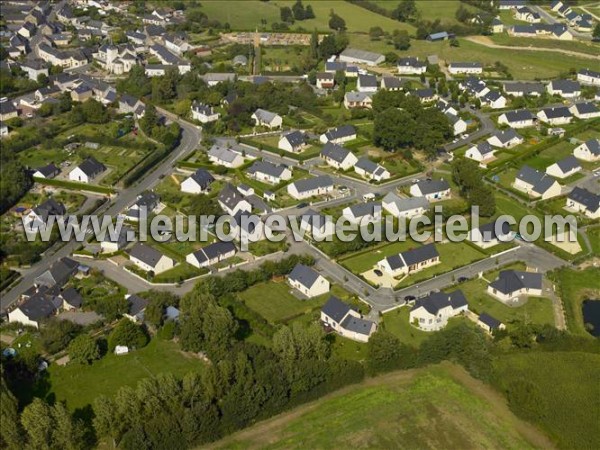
[373,0,481,26]
[44,339,205,411]
[212,363,552,449]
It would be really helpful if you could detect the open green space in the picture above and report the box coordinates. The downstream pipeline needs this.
[489,33,600,57]
[45,339,205,411]
[214,363,549,450]
[373,0,481,26]
[381,306,431,347]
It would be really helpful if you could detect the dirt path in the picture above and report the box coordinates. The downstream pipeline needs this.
[465,35,600,60]
[204,362,555,450]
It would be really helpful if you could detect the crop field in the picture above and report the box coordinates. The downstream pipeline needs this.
[212,363,552,449]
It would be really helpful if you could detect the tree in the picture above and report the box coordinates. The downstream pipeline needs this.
[144,291,179,328]
[280,6,293,23]
[174,98,192,117]
[309,30,319,59]
[392,0,417,22]
[37,73,49,86]
[450,38,460,47]
[305,4,315,19]
[68,334,100,364]
[392,29,411,50]
[328,11,346,31]
[40,320,82,354]
[374,107,415,150]
[188,194,221,217]
[369,26,384,40]
[108,319,148,351]
[0,149,32,214]
[80,98,109,123]
[385,51,399,64]
[469,185,495,217]
[0,376,23,449]
[292,0,305,20]
[20,399,54,450]
[593,23,600,39]
[367,330,416,373]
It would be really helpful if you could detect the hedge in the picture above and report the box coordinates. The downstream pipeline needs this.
[33,177,114,195]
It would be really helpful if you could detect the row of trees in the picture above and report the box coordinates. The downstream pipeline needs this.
[280,0,316,23]
[452,158,496,217]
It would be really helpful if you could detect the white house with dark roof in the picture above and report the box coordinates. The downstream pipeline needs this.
[514,165,562,199]
[344,91,373,109]
[69,157,106,183]
[469,219,512,249]
[488,270,543,302]
[573,139,600,162]
[569,102,600,120]
[547,79,581,98]
[515,6,541,23]
[481,90,507,109]
[342,202,382,224]
[278,130,308,153]
[412,88,438,103]
[503,82,544,97]
[397,57,427,74]
[321,296,377,342]
[320,125,357,145]
[186,241,237,268]
[357,74,378,93]
[229,211,271,243]
[129,243,174,274]
[287,176,334,200]
[126,192,161,221]
[566,187,600,219]
[354,158,390,182]
[487,129,523,149]
[382,192,429,219]
[100,225,131,253]
[477,313,505,333]
[8,289,60,328]
[35,257,79,289]
[339,48,384,66]
[410,179,451,201]
[217,184,251,216]
[498,109,536,128]
[537,106,572,125]
[577,68,600,86]
[466,142,496,163]
[288,263,330,298]
[33,163,60,179]
[409,290,469,331]
[208,144,244,168]
[377,243,440,277]
[546,156,581,179]
[124,294,148,323]
[316,72,335,89]
[247,160,292,185]
[446,112,467,136]
[191,102,219,123]
[181,169,215,194]
[251,108,282,129]
[448,62,483,75]
[320,143,358,170]
[23,199,66,233]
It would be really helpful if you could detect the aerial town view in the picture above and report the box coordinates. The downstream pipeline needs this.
[0,0,599,448]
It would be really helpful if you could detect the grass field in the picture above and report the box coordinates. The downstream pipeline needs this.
[373,0,480,26]
[588,227,600,256]
[489,33,600,57]
[493,351,600,450]
[212,363,552,449]
[554,266,600,337]
[46,339,204,411]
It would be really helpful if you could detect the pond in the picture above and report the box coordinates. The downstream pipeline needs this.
[582,300,600,337]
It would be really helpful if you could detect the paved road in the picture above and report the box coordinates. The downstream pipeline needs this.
[1,118,201,311]
[444,107,496,152]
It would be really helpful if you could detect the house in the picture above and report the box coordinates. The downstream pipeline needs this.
[23,198,66,232]
[488,270,543,302]
[288,263,330,298]
[344,91,373,109]
[469,220,512,249]
[126,192,160,221]
[325,61,347,73]
[477,313,505,333]
[320,125,357,144]
[68,157,106,183]
[413,88,437,103]
[186,241,237,268]
[181,169,215,194]
[339,48,384,66]
[566,187,600,219]
[18,22,36,39]
[354,158,391,182]
[163,34,190,55]
[460,77,489,98]
[32,163,60,179]
[0,99,18,121]
[537,106,573,125]
[191,102,219,123]
[217,184,252,216]
[316,72,335,89]
[377,243,440,277]
[125,30,147,46]
[569,102,600,120]
[320,143,358,170]
[546,156,581,179]
[498,109,536,128]
[202,72,236,86]
[251,108,282,129]
[466,142,496,163]
[514,165,562,199]
[34,257,79,288]
[60,287,83,311]
[487,129,523,149]
[71,84,93,102]
[499,0,528,9]
[551,24,573,40]
[481,91,507,109]
[550,1,564,12]
[321,296,377,343]
[20,59,49,81]
[577,68,600,86]
[278,130,308,153]
[299,209,335,237]
[118,94,145,118]
[503,82,544,97]
[357,74,378,93]
[100,226,131,253]
[446,113,467,136]
[382,192,429,219]
[426,31,451,41]
[410,179,451,201]
[547,80,581,98]
[342,202,382,224]
[129,243,174,275]
[8,291,59,329]
[124,294,148,323]
[409,290,468,332]
[573,139,600,162]
[491,17,504,33]
[515,7,541,23]
[287,176,334,200]
[397,57,427,74]
[380,76,404,91]
[247,160,292,185]
[448,62,483,75]
[208,144,244,168]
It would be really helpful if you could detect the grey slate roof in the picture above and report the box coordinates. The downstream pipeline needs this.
[568,187,600,212]
[382,192,429,213]
[322,296,351,323]
[208,145,240,163]
[189,168,214,188]
[517,165,558,195]
[253,108,279,124]
[503,109,534,122]
[347,201,381,219]
[554,156,581,173]
[292,175,333,194]
[491,129,522,145]
[581,139,600,156]
[411,290,467,315]
[127,294,148,317]
[477,220,511,241]
[218,184,245,210]
[402,243,439,266]
[489,270,542,295]
[17,293,58,321]
[503,82,544,95]
[345,91,372,103]
[340,48,383,63]
[248,160,288,179]
[129,243,167,268]
[325,61,347,72]
[414,179,450,195]
[450,62,483,69]
[397,57,426,69]
[340,315,375,335]
[475,141,494,155]
[324,125,356,141]
[191,241,236,265]
[60,287,82,308]
[32,198,66,221]
[571,102,599,115]
[288,263,321,289]
[579,68,600,79]
[358,74,377,88]
[35,257,78,288]
[540,106,572,119]
[77,157,106,178]
[478,312,502,329]
[549,79,580,94]
[281,130,306,149]
[320,141,351,165]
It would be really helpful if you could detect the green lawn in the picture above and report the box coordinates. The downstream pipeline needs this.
[489,33,600,56]
[588,227,600,256]
[215,364,547,449]
[341,240,418,274]
[381,306,430,347]
[46,339,205,411]
[553,267,600,337]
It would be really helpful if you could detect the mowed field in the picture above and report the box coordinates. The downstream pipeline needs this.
[373,0,480,26]
[209,363,553,450]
